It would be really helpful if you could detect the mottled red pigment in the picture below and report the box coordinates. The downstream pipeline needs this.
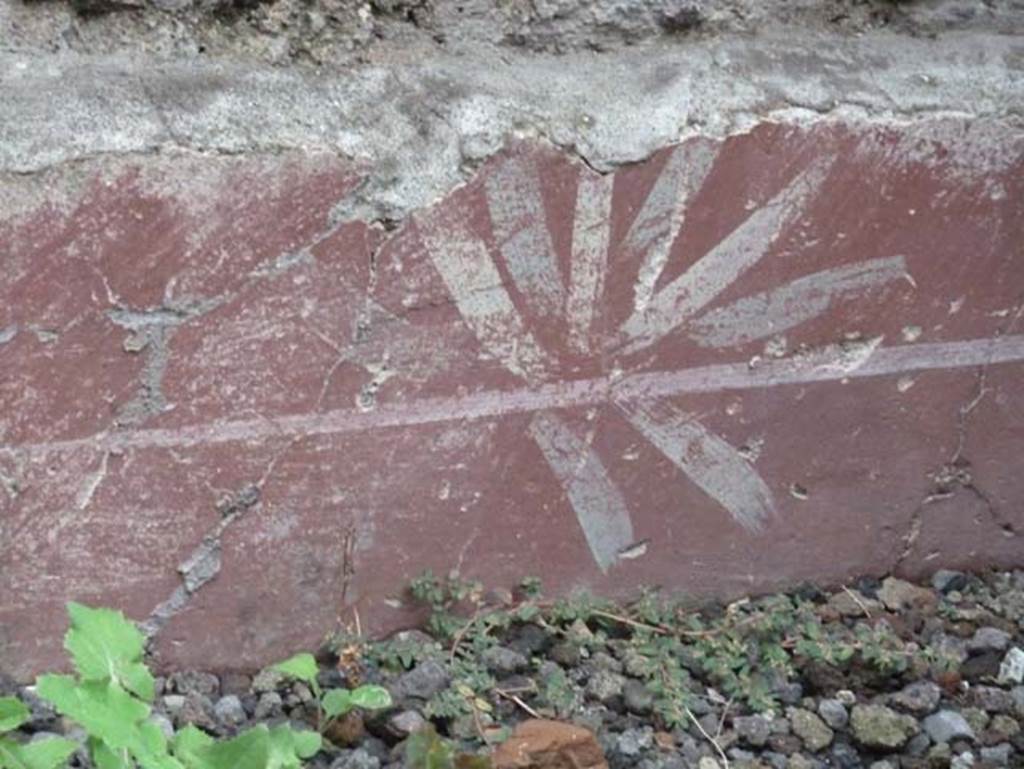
[1,124,1022,678]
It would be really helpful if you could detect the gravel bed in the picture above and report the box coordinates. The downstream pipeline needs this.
[4,569,1024,768]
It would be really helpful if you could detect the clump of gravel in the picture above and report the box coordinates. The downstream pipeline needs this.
[5,569,1024,769]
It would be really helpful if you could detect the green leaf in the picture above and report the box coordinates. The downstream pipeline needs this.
[322,689,353,719]
[37,676,149,751]
[404,727,454,769]
[34,674,177,769]
[265,725,321,769]
[270,654,318,689]
[64,603,155,701]
[266,729,299,769]
[0,699,29,733]
[91,740,131,769]
[348,686,392,711]
[17,738,78,769]
[0,736,78,769]
[133,721,181,769]
[290,731,321,760]
[171,725,213,768]
[195,727,270,769]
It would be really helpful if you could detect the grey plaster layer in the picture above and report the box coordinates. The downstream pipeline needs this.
[2,0,1023,63]
[2,30,1023,222]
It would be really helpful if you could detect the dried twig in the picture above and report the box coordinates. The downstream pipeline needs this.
[684,704,730,769]
[841,585,872,618]
[495,688,542,719]
[677,613,761,639]
[338,521,357,608]
[470,703,487,743]
[449,605,483,664]
[590,609,669,634]
[715,696,734,739]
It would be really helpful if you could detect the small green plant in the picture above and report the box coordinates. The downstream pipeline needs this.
[536,665,576,718]
[36,602,182,769]
[32,602,323,769]
[271,653,392,729]
[368,635,443,672]
[410,571,485,641]
[0,697,77,769]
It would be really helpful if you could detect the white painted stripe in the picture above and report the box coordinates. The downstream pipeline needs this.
[567,172,615,354]
[626,142,718,315]
[528,411,634,572]
[689,256,908,348]
[618,399,774,531]
[485,156,565,320]
[416,208,551,382]
[615,155,835,356]
[5,335,1023,457]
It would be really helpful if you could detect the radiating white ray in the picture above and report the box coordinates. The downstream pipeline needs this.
[528,411,634,573]
[485,156,565,321]
[625,141,718,316]
[618,399,775,531]
[416,210,551,381]
[689,256,908,348]
[567,172,615,353]
[614,155,835,356]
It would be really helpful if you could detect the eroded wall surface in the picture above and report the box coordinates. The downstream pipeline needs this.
[2,0,1023,679]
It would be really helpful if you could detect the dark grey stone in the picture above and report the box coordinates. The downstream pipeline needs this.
[213,694,247,726]
[733,714,772,747]
[622,679,654,715]
[817,698,849,729]
[892,681,942,714]
[923,710,976,744]
[389,660,450,701]
[481,645,529,675]
[969,628,1012,654]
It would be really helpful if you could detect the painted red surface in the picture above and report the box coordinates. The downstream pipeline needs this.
[1,123,1022,678]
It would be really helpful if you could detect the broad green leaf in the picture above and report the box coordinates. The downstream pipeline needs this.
[64,603,155,701]
[270,654,318,690]
[91,740,131,769]
[266,725,321,765]
[0,735,78,769]
[0,699,29,733]
[37,676,148,751]
[87,720,179,769]
[266,725,294,769]
[348,686,392,711]
[132,721,182,769]
[291,731,321,760]
[171,725,213,768]
[195,726,270,769]
[321,689,353,719]
[405,727,453,769]
[0,737,26,769]
[13,737,77,769]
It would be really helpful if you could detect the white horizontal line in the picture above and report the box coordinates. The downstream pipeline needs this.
[4,335,1022,458]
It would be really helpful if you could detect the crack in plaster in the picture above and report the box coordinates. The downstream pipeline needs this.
[894,302,1024,569]
[141,484,260,640]
[108,298,223,427]
[101,207,355,430]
